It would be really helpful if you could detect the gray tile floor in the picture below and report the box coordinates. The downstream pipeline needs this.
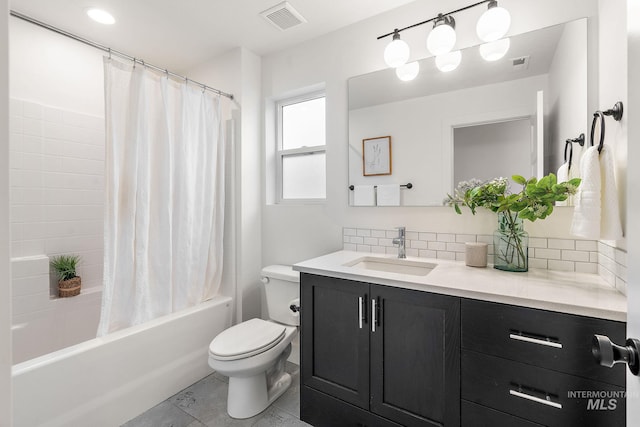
[122,362,311,427]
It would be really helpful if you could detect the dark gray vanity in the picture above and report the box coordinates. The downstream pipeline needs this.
[294,251,627,427]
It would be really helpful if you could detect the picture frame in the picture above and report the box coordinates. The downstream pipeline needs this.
[362,136,392,176]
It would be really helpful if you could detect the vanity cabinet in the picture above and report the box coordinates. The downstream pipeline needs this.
[300,273,461,427]
[461,299,626,426]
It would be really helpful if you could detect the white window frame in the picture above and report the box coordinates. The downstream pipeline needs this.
[276,90,326,204]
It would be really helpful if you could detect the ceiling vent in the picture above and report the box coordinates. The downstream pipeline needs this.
[260,1,307,31]
[511,56,530,71]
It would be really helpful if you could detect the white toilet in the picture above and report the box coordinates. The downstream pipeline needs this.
[208,265,300,419]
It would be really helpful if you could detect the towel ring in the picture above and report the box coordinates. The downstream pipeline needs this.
[564,139,573,171]
[591,111,605,153]
[566,133,585,147]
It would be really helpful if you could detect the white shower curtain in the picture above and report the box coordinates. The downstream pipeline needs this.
[97,58,225,336]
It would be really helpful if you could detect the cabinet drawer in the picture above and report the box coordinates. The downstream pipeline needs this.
[462,350,625,427]
[462,400,543,427]
[301,386,403,427]
[461,299,625,386]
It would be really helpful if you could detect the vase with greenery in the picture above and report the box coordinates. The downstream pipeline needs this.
[50,254,82,297]
[446,174,581,272]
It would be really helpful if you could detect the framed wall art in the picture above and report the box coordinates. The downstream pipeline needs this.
[362,136,392,176]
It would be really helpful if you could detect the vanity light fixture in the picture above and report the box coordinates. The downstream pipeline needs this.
[377,0,511,77]
[479,37,511,61]
[395,61,420,81]
[476,1,511,42]
[86,8,116,25]
[384,29,411,68]
[435,50,462,72]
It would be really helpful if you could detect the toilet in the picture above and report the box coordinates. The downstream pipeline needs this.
[208,265,300,419]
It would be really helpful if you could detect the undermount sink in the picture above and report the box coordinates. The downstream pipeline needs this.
[344,257,437,276]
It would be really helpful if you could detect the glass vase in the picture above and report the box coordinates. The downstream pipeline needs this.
[493,211,529,272]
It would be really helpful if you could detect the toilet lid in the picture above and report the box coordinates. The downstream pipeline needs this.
[209,318,286,361]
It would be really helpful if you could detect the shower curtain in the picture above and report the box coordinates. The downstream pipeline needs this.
[97,58,225,336]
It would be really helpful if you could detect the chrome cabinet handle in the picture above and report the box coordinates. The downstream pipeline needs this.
[509,389,562,409]
[371,299,377,332]
[509,333,562,349]
[358,297,363,329]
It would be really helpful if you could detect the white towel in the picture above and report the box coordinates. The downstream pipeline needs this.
[570,146,623,239]
[556,162,569,206]
[353,185,376,206]
[599,146,623,240]
[376,184,400,206]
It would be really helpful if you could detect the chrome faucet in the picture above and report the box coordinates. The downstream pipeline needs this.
[392,227,406,259]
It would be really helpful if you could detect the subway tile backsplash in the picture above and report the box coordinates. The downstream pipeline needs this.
[343,227,628,295]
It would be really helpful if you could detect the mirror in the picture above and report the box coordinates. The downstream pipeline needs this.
[348,19,587,206]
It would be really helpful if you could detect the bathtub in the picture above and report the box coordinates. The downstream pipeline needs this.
[12,295,233,427]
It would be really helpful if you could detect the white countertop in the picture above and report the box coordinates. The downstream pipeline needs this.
[293,250,627,322]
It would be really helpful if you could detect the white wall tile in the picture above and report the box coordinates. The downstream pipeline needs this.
[455,234,476,243]
[437,251,456,260]
[561,250,590,262]
[576,262,598,274]
[436,233,455,242]
[363,237,378,246]
[356,245,371,252]
[418,232,436,241]
[533,248,561,260]
[446,242,465,252]
[371,229,386,238]
[428,241,446,251]
[343,228,356,236]
[575,240,597,251]
[411,240,428,249]
[548,239,575,250]
[356,228,371,237]
[344,243,357,251]
[529,237,547,248]
[528,258,548,269]
[547,260,575,272]
[418,249,437,259]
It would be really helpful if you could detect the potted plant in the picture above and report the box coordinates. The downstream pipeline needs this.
[446,174,581,272]
[51,254,82,297]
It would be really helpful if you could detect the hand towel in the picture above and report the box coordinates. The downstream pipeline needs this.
[353,185,376,206]
[570,145,623,239]
[376,184,400,206]
[599,145,623,240]
[571,146,601,238]
[556,162,570,206]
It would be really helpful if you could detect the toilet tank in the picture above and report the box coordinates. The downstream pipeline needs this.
[261,265,300,326]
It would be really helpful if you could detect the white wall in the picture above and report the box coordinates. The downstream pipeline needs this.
[625,0,640,419]
[261,0,600,267]
[9,18,104,116]
[0,2,11,425]
[547,19,589,174]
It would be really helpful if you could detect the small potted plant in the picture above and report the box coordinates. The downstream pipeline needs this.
[51,254,82,297]
[446,174,581,272]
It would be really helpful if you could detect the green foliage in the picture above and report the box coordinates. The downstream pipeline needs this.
[445,174,581,223]
[50,254,81,281]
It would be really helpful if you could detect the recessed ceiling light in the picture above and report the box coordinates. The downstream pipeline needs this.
[86,8,116,25]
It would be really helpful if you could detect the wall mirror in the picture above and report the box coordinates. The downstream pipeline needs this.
[348,18,587,206]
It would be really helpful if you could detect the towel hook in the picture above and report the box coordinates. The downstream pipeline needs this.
[603,101,624,121]
[591,111,606,154]
[564,139,573,171]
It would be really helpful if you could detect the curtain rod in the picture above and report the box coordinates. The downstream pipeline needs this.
[9,10,235,100]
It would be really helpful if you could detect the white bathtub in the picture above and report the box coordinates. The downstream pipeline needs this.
[12,295,233,427]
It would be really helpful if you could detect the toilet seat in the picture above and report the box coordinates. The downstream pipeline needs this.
[209,318,286,361]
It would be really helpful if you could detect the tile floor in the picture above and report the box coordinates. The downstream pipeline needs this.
[122,362,311,427]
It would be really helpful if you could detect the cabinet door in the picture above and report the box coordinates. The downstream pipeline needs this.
[301,273,370,409]
[370,285,460,427]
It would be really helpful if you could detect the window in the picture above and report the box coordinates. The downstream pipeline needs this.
[276,92,326,202]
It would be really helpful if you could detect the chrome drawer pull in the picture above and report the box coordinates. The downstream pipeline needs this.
[358,297,363,329]
[509,333,562,349]
[509,389,562,409]
[371,299,377,332]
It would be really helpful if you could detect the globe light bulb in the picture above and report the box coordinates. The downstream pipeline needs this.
[395,61,420,81]
[476,1,511,42]
[384,30,410,68]
[479,38,510,61]
[427,15,456,56]
[435,50,462,72]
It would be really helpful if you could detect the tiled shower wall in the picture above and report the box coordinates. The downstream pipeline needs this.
[343,227,628,295]
[10,98,105,293]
